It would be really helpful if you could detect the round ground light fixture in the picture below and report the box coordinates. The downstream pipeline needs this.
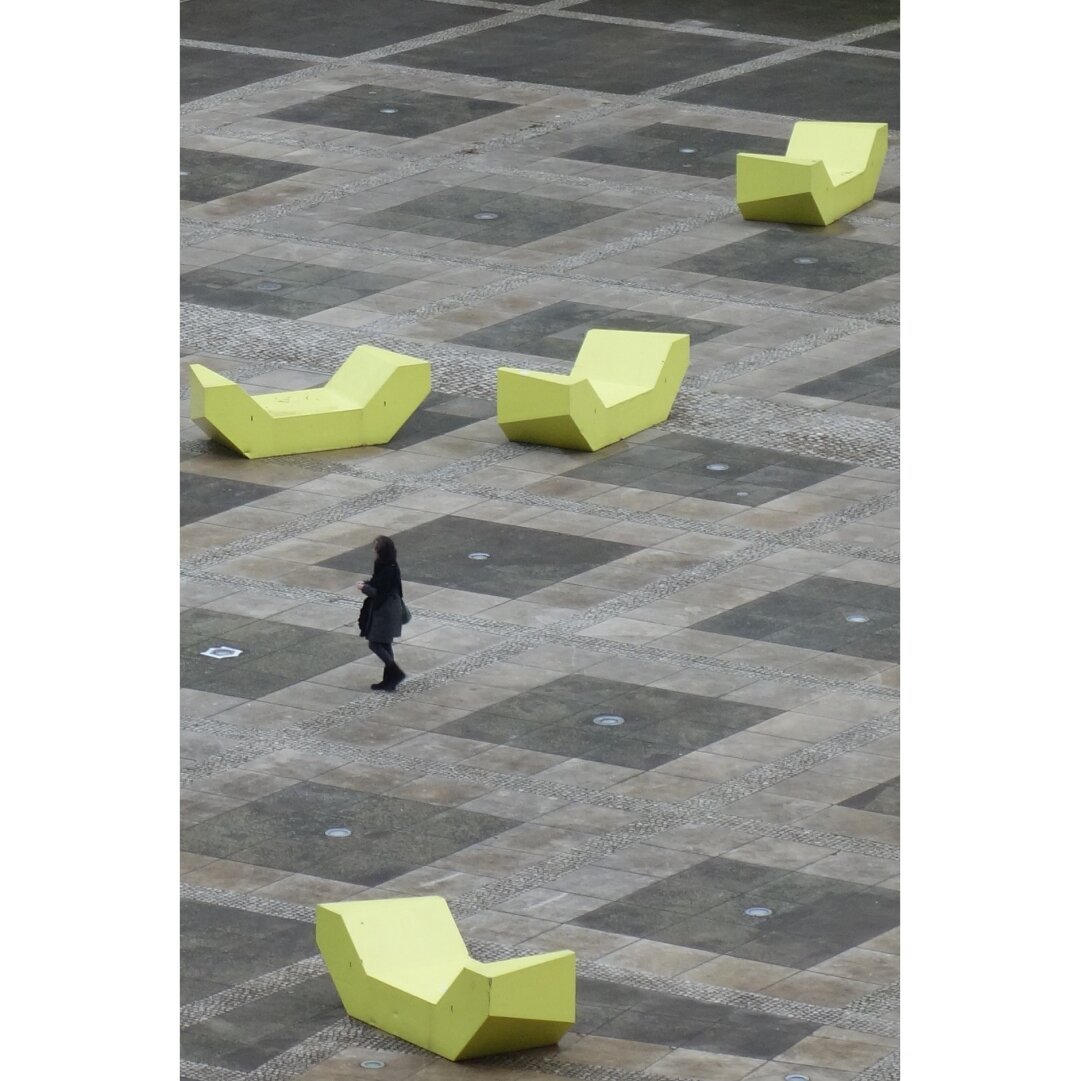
[736,490,750,496]
[744,905,773,917]
[379,107,398,114]
[468,552,490,560]
[201,646,243,659]
[473,211,500,221]
[592,715,624,727]
[784,1075,811,1081]
[793,256,818,265]
[255,281,285,292]
[678,147,697,154]
[845,614,870,623]
[706,463,730,472]
[360,1062,386,1070]
[180,170,189,176]
[325,827,352,838]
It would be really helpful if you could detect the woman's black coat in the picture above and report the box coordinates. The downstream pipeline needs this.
[358,559,404,642]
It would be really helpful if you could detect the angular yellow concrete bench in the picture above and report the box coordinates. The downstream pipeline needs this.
[316,897,575,1061]
[496,329,690,452]
[736,121,888,227]
[187,344,430,459]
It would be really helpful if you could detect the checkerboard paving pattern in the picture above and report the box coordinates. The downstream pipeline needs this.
[180,2,901,1078]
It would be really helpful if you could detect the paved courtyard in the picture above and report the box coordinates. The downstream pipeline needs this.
[180,3,900,1079]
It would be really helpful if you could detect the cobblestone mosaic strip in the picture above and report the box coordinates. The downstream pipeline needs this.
[853,1048,901,1081]
[181,956,328,1028]
[179,1062,248,1081]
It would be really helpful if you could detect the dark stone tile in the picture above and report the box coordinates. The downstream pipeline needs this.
[265,84,515,137]
[180,473,284,525]
[859,29,901,50]
[694,578,898,661]
[384,16,783,95]
[320,516,640,598]
[180,976,343,1071]
[877,184,901,203]
[358,187,617,247]
[594,1009,712,1051]
[181,975,229,1005]
[730,929,848,969]
[842,776,900,816]
[454,300,734,360]
[180,282,330,319]
[670,229,900,293]
[791,350,899,407]
[562,123,788,180]
[181,0,493,57]
[181,785,518,885]
[574,0,899,41]
[769,887,900,943]
[181,149,313,203]
[180,45,310,104]
[180,901,315,988]
[386,399,488,450]
[674,51,900,130]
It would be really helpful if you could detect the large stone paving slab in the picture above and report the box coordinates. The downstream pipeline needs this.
[320,517,641,598]
[264,83,516,137]
[180,45,312,103]
[673,52,902,130]
[181,0,494,57]
[790,350,900,408]
[453,300,737,361]
[437,674,782,770]
[574,0,900,40]
[383,16,785,94]
[180,149,315,204]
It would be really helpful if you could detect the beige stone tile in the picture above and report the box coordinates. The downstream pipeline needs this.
[535,804,640,833]
[595,842,707,877]
[796,693,896,723]
[519,509,613,536]
[767,970,876,1006]
[259,681,364,712]
[860,926,899,954]
[742,1062,854,1081]
[703,731,811,763]
[812,750,900,783]
[406,681,519,711]
[778,1034,895,1071]
[533,758,640,790]
[252,874,369,905]
[649,627,746,658]
[582,654,688,685]
[463,744,566,775]
[243,747,353,779]
[801,849,899,884]
[180,790,247,825]
[542,865,659,901]
[748,710,858,741]
[512,641,610,671]
[292,1047,427,1080]
[645,822,754,856]
[723,792,829,825]
[812,947,900,985]
[722,679,830,710]
[648,667,759,697]
[183,858,291,893]
[587,520,685,546]
[378,867,497,900]
[645,1048,763,1080]
[578,616,677,644]
[587,486,682,511]
[606,772,713,802]
[408,588,506,616]
[655,751,752,783]
[725,836,835,870]
[559,1034,670,1070]
[393,732,496,763]
[718,640,827,671]
[390,776,493,806]
[481,599,579,627]
[432,844,543,878]
[213,700,326,733]
[683,954,799,992]
[602,938,716,977]
[456,908,559,945]
[316,761,422,793]
[180,688,248,718]
[186,768,298,801]
[518,582,620,610]
[657,532,751,558]
[462,788,570,820]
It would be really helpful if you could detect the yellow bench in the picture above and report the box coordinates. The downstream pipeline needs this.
[496,329,690,452]
[316,897,575,1061]
[187,344,430,459]
[736,121,888,227]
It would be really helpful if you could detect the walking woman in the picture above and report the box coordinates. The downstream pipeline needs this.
[357,535,407,691]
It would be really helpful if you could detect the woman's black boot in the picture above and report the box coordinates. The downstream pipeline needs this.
[371,666,391,690]
[386,663,406,689]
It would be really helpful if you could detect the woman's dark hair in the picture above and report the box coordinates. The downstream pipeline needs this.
[373,535,397,565]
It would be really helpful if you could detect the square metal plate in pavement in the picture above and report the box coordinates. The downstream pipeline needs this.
[180,45,311,104]
[181,0,493,57]
[670,228,900,294]
[264,84,515,138]
[383,15,785,95]
[437,674,782,771]
[562,432,850,507]
[181,149,314,204]
[573,0,899,41]
[673,51,901,131]
[179,782,519,885]
[693,577,900,662]
[453,300,737,362]
[320,516,640,598]
[561,123,788,181]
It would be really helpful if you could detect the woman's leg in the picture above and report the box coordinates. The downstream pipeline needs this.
[369,641,394,666]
